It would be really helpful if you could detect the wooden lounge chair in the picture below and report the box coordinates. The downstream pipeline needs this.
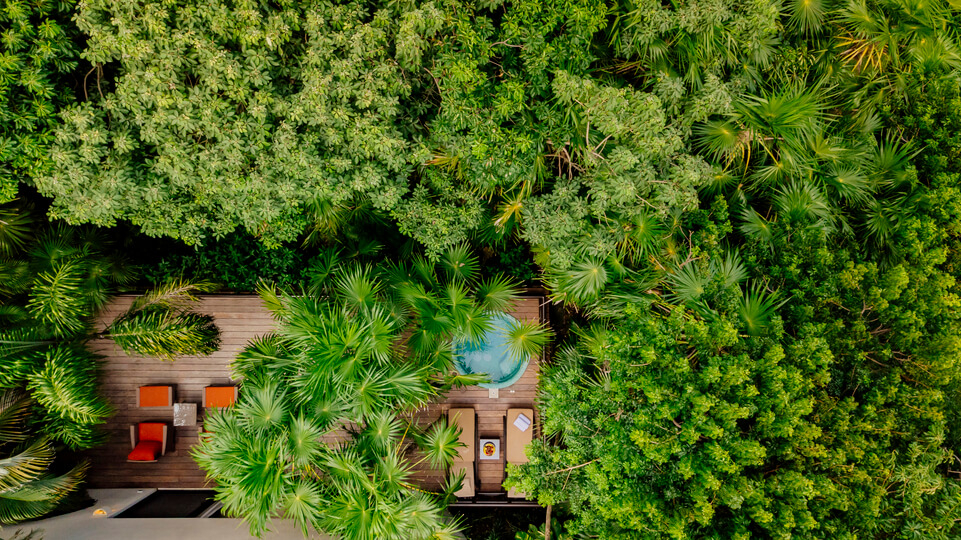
[204,386,238,408]
[127,422,169,462]
[506,408,534,498]
[448,407,477,498]
[138,385,173,407]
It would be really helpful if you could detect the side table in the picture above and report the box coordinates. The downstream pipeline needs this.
[173,403,197,427]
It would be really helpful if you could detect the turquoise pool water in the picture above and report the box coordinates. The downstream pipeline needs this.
[453,312,530,389]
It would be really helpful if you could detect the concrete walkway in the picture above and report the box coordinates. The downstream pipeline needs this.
[7,489,330,540]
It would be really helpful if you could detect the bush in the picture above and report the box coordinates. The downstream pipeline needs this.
[142,234,306,292]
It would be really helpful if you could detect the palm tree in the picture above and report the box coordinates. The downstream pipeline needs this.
[0,390,86,524]
[0,205,222,452]
[197,249,547,539]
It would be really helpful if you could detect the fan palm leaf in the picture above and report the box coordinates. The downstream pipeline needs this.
[417,417,463,470]
[695,119,746,163]
[666,263,710,306]
[787,0,828,34]
[239,383,287,434]
[282,478,325,538]
[739,206,775,245]
[551,259,609,306]
[712,251,749,289]
[288,415,327,470]
[438,244,479,284]
[474,274,520,313]
[359,411,403,456]
[774,181,836,226]
[504,319,553,361]
[0,204,32,257]
[335,265,382,312]
[740,281,787,335]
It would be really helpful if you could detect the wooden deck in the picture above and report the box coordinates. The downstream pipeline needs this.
[85,295,545,494]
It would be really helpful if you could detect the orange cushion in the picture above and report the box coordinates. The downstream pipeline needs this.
[138,423,166,443]
[204,387,237,408]
[140,386,171,407]
[128,441,161,461]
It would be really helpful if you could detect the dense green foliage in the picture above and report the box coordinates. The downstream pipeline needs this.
[0,390,86,524]
[0,0,79,202]
[2,0,961,535]
[0,204,222,445]
[40,0,413,246]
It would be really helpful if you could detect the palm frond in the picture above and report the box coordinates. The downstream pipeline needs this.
[504,319,553,361]
[740,281,787,335]
[438,244,479,284]
[474,274,520,313]
[0,437,54,492]
[107,309,221,361]
[26,261,88,338]
[282,479,324,538]
[239,383,287,434]
[712,251,749,289]
[26,346,112,429]
[0,391,32,443]
[695,119,746,163]
[774,181,835,225]
[0,203,33,258]
[417,417,463,470]
[787,0,827,35]
[666,262,710,306]
[305,248,343,297]
[358,410,402,456]
[739,206,774,245]
[131,278,218,312]
[334,265,382,312]
[288,415,327,470]
[550,259,609,306]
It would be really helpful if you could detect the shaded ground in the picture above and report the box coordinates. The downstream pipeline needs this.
[452,507,546,540]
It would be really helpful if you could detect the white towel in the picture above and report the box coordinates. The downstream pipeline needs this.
[513,413,531,432]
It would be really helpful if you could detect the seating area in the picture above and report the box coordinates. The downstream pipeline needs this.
[127,384,237,462]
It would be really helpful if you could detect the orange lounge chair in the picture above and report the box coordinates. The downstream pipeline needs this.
[448,408,477,498]
[138,386,173,407]
[128,423,169,462]
[506,408,534,498]
[204,386,238,408]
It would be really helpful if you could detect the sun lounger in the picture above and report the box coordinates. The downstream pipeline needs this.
[448,407,477,498]
[128,422,169,462]
[506,408,534,498]
[138,385,173,407]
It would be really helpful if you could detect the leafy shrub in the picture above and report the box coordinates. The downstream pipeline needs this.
[142,234,306,292]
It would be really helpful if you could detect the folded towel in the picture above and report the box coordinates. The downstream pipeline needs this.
[513,413,531,432]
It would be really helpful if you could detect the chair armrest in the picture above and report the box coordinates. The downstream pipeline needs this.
[161,425,169,456]
[130,425,136,449]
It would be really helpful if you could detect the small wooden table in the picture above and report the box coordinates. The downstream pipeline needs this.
[173,403,197,427]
